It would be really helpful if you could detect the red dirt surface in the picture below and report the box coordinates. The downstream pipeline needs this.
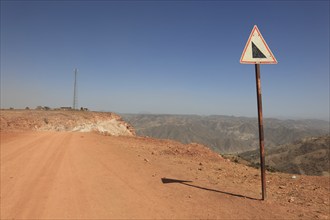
[1,131,329,219]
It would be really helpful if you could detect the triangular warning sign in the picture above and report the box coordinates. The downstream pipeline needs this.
[240,25,277,64]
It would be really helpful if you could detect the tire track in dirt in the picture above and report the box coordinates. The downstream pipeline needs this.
[41,140,93,219]
[1,133,59,201]
[1,132,55,163]
[1,132,72,219]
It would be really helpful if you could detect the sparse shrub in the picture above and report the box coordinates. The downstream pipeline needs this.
[266,165,277,173]
[249,162,260,169]
[44,118,49,124]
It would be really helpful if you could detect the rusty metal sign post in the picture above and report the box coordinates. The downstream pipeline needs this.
[240,25,277,200]
[255,63,266,200]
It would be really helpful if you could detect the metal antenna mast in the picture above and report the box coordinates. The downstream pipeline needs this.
[73,68,78,110]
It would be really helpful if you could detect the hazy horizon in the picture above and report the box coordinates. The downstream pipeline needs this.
[1,107,329,122]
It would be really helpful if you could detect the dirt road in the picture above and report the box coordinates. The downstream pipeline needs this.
[1,131,329,219]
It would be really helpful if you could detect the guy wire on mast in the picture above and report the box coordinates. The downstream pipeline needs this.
[73,68,78,110]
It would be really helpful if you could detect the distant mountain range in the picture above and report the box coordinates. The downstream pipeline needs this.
[121,114,329,154]
[239,136,330,176]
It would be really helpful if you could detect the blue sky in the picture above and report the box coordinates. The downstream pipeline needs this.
[1,0,329,120]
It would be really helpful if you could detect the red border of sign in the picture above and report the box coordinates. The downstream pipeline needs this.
[240,25,278,64]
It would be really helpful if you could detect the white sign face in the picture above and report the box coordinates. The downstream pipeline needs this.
[240,25,277,64]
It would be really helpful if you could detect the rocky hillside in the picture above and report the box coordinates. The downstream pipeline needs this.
[0,110,135,136]
[239,136,330,176]
[122,114,329,153]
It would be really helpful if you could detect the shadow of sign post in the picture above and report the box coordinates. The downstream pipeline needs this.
[161,178,258,201]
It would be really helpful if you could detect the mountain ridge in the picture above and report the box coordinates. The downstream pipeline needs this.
[121,114,329,154]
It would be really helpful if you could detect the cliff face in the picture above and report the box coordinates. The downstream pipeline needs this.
[0,110,135,136]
